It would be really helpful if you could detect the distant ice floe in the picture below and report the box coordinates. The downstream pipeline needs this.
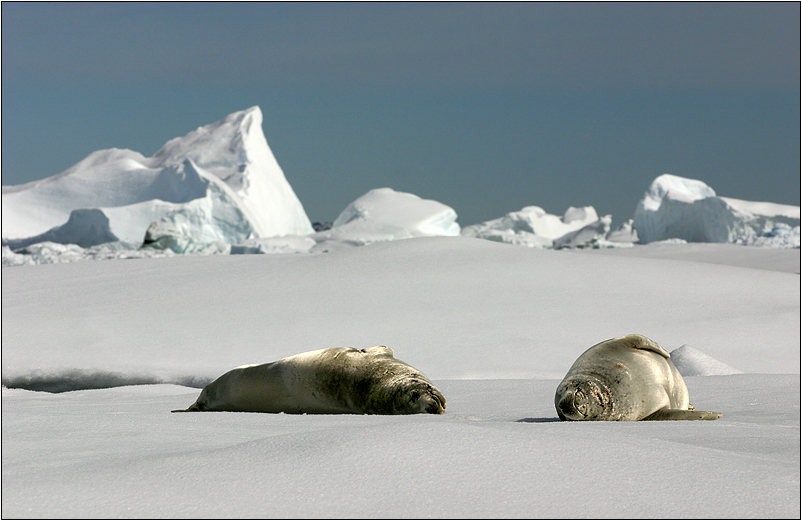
[670,344,744,376]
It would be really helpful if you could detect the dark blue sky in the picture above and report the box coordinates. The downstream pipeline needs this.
[2,2,799,226]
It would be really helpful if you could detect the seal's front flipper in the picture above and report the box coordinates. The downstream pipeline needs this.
[642,408,723,421]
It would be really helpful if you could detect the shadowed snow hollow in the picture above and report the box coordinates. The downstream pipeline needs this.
[633,174,800,246]
[1,107,313,246]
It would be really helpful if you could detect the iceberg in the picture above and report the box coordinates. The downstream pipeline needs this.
[2,107,313,248]
[633,174,800,246]
[311,188,460,250]
[553,215,614,249]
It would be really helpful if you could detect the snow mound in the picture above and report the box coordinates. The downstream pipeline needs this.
[633,174,800,246]
[311,188,460,249]
[2,107,313,247]
[1,368,210,393]
[670,344,744,376]
[462,205,623,249]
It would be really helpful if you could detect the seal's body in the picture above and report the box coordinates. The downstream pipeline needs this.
[555,334,722,421]
[173,346,445,415]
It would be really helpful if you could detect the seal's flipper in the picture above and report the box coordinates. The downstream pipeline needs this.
[604,334,671,358]
[642,408,723,421]
[361,345,394,356]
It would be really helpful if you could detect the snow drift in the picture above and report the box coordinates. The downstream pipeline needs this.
[670,345,743,376]
[1,107,313,247]
[633,174,800,246]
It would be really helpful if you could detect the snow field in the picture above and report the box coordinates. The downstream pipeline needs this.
[2,237,798,388]
[2,375,798,518]
[2,235,799,517]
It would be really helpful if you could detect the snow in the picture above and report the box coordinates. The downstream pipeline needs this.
[670,344,743,376]
[1,107,313,245]
[3,374,798,518]
[578,240,801,273]
[634,174,801,245]
[2,236,799,518]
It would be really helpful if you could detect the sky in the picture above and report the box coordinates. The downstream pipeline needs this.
[2,2,800,226]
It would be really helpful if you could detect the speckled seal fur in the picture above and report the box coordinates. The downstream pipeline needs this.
[555,334,722,421]
[173,346,446,415]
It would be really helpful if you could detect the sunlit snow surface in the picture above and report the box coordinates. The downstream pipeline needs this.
[3,376,798,519]
[2,237,799,518]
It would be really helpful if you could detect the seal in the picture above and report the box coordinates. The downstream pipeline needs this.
[172,345,446,414]
[554,334,722,421]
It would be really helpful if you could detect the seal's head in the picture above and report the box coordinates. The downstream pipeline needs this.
[555,377,615,421]
[402,382,446,414]
[368,378,446,415]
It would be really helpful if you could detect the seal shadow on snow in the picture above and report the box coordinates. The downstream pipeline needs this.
[517,417,562,423]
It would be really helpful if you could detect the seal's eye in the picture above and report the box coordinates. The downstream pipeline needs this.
[574,390,589,416]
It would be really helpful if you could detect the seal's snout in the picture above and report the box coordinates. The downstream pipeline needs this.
[557,392,575,419]
[416,386,446,414]
[556,389,586,421]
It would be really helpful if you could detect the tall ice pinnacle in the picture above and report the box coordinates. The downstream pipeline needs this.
[151,106,313,238]
[2,107,314,243]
